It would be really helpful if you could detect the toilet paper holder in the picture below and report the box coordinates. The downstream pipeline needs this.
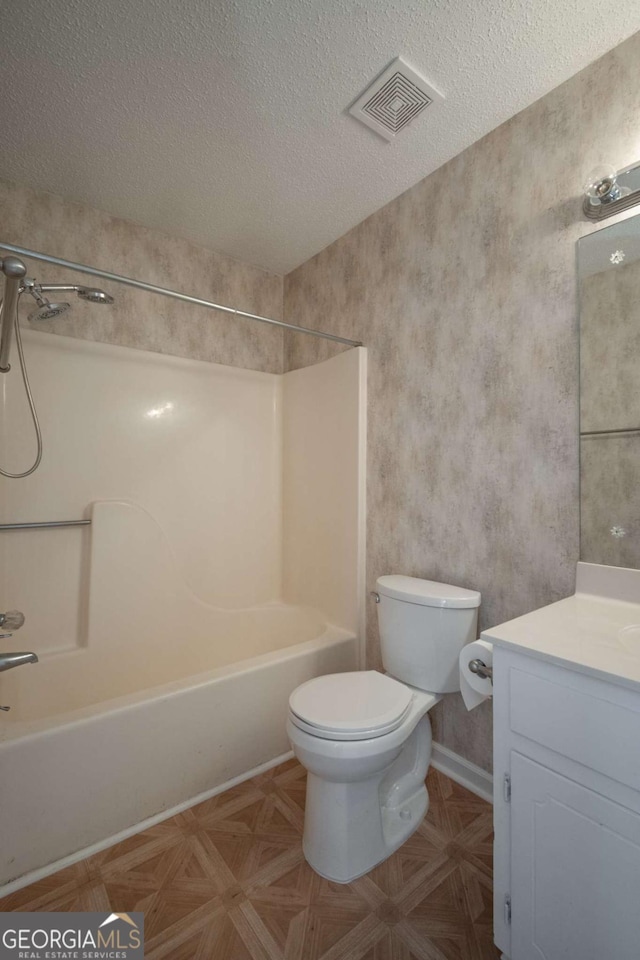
[468,658,493,682]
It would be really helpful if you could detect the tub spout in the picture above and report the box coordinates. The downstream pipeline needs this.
[0,651,39,672]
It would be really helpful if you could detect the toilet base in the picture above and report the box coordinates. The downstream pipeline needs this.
[300,715,433,883]
[303,783,429,883]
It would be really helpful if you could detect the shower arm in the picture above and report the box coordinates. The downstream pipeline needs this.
[29,283,81,293]
[0,257,27,372]
[22,279,81,299]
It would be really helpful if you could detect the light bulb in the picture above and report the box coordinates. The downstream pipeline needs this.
[583,164,621,204]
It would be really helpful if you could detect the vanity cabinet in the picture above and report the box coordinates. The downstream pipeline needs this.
[492,646,640,960]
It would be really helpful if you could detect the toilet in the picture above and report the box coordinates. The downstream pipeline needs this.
[286,575,480,883]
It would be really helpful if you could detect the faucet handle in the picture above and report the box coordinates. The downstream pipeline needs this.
[0,610,25,631]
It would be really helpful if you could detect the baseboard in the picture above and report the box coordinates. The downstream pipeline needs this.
[0,750,294,898]
[431,741,493,804]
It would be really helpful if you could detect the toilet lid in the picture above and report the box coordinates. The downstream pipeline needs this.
[289,671,413,741]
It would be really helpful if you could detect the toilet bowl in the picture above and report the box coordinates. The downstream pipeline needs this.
[287,575,480,883]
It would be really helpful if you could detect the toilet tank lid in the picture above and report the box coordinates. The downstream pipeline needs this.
[376,575,481,609]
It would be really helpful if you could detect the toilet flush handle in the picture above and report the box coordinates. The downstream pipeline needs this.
[370,591,380,603]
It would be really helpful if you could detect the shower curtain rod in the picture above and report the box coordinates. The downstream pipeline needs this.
[0,241,362,348]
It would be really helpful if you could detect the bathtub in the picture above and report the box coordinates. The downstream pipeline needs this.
[0,340,366,892]
[0,612,357,891]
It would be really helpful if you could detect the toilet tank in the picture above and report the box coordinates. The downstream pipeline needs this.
[376,576,480,693]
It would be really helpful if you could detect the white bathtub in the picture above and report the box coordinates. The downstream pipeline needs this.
[0,337,366,893]
[0,616,357,891]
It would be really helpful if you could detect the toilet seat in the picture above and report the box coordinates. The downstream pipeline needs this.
[288,670,414,741]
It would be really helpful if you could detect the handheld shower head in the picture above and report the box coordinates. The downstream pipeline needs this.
[0,271,115,480]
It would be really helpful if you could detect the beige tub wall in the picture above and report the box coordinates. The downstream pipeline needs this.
[0,178,284,374]
[283,31,640,772]
[0,333,284,670]
[282,348,366,641]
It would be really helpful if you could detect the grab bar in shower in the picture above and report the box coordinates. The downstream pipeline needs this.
[0,519,91,531]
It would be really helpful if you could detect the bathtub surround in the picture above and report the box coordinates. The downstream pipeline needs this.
[0,335,365,887]
[0,179,284,373]
[283,30,640,772]
[283,348,367,639]
[0,333,284,664]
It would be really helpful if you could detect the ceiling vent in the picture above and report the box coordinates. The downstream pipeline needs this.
[349,57,443,142]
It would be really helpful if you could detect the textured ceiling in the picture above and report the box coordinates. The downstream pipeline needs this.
[1,0,639,274]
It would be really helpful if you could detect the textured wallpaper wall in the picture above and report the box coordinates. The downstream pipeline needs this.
[283,31,640,771]
[0,179,284,373]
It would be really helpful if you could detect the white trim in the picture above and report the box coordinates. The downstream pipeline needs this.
[431,741,493,804]
[0,750,294,898]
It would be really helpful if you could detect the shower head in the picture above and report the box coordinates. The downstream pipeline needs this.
[23,281,72,322]
[22,277,71,320]
[77,287,114,304]
[28,301,71,322]
[23,279,115,320]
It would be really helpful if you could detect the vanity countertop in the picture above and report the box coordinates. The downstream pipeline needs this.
[481,563,640,692]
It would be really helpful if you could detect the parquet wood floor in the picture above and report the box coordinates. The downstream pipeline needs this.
[0,761,500,959]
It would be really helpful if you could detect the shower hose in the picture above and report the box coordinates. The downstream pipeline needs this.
[0,294,43,477]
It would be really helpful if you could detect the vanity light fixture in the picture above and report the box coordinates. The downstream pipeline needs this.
[583,160,640,220]
[584,165,623,205]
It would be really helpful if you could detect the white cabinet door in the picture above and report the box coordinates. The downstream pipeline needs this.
[510,752,640,960]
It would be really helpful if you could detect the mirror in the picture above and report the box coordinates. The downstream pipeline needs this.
[578,214,640,569]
